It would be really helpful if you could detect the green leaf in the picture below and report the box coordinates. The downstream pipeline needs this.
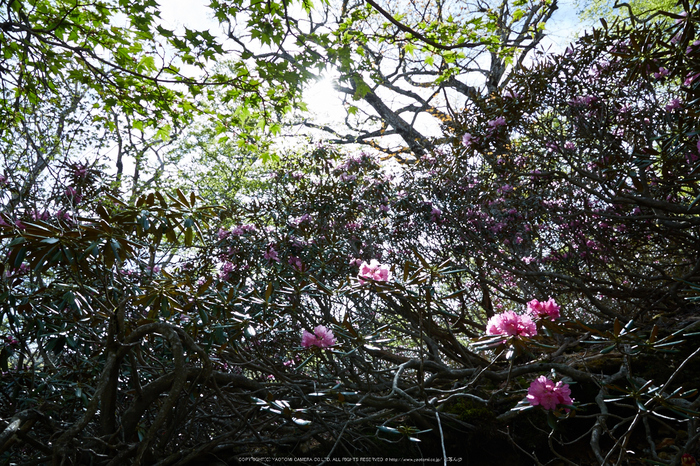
[377,426,401,434]
[13,247,27,269]
[353,80,371,100]
[600,344,617,354]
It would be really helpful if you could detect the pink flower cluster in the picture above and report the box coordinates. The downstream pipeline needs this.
[4,263,30,277]
[231,224,257,236]
[569,95,597,107]
[289,256,304,272]
[486,116,506,130]
[526,298,560,321]
[264,246,279,262]
[358,260,391,284]
[73,163,89,180]
[462,133,478,148]
[301,325,336,349]
[665,98,682,112]
[219,261,235,280]
[65,186,83,204]
[486,311,537,338]
[527,376,574,410]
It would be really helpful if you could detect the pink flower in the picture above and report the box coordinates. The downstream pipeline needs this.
[65,186,82,203]
[217,228,231,240]
[685,73,700,87]
[5,263,30,277]
[219,261,235,280]
[358,259,391,284]
[527,376,574,410]
[73,163,89,180]
[569,95,597,107]
[31,210,49,221]
[264,246,279,263]
[485,311,537,338]
[301,325,336,349]
[55,210,71,221]
[546,141,560,153]
[654,67,669,79]
[526,298,561,320]
[231,224,257,235]
[289,256,302,270]
[486,116,506,131]
[462,133,477,148]
[487,116,506,128]
[665,98,682,112]
[349,257,363,267]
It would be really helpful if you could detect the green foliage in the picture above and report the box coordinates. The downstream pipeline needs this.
[0,0,320,150]
[578,0,681,24]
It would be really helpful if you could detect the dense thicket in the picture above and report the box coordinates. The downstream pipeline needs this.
[1,1,700,465]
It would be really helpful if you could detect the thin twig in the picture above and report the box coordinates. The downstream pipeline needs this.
[435,412,447,466]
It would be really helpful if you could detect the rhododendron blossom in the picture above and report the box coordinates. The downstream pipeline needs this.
[685,72,700,87]
[486,116,506,129]
[231,224,257,235]
[349,258,363,267]
[665,98,682,112]
[73,163,89,180]
[654,67,669,79]
[289,256,304,271]
[527,298,561,320]
[462,133,477,148]
[55,210,71,222]
[486,311,537,338]
[219,261,235,280]
[527,376,574,410]
[301,325,336,349]
[65,186,82,203]
[358,260,391,284]
[264,246,279,263]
